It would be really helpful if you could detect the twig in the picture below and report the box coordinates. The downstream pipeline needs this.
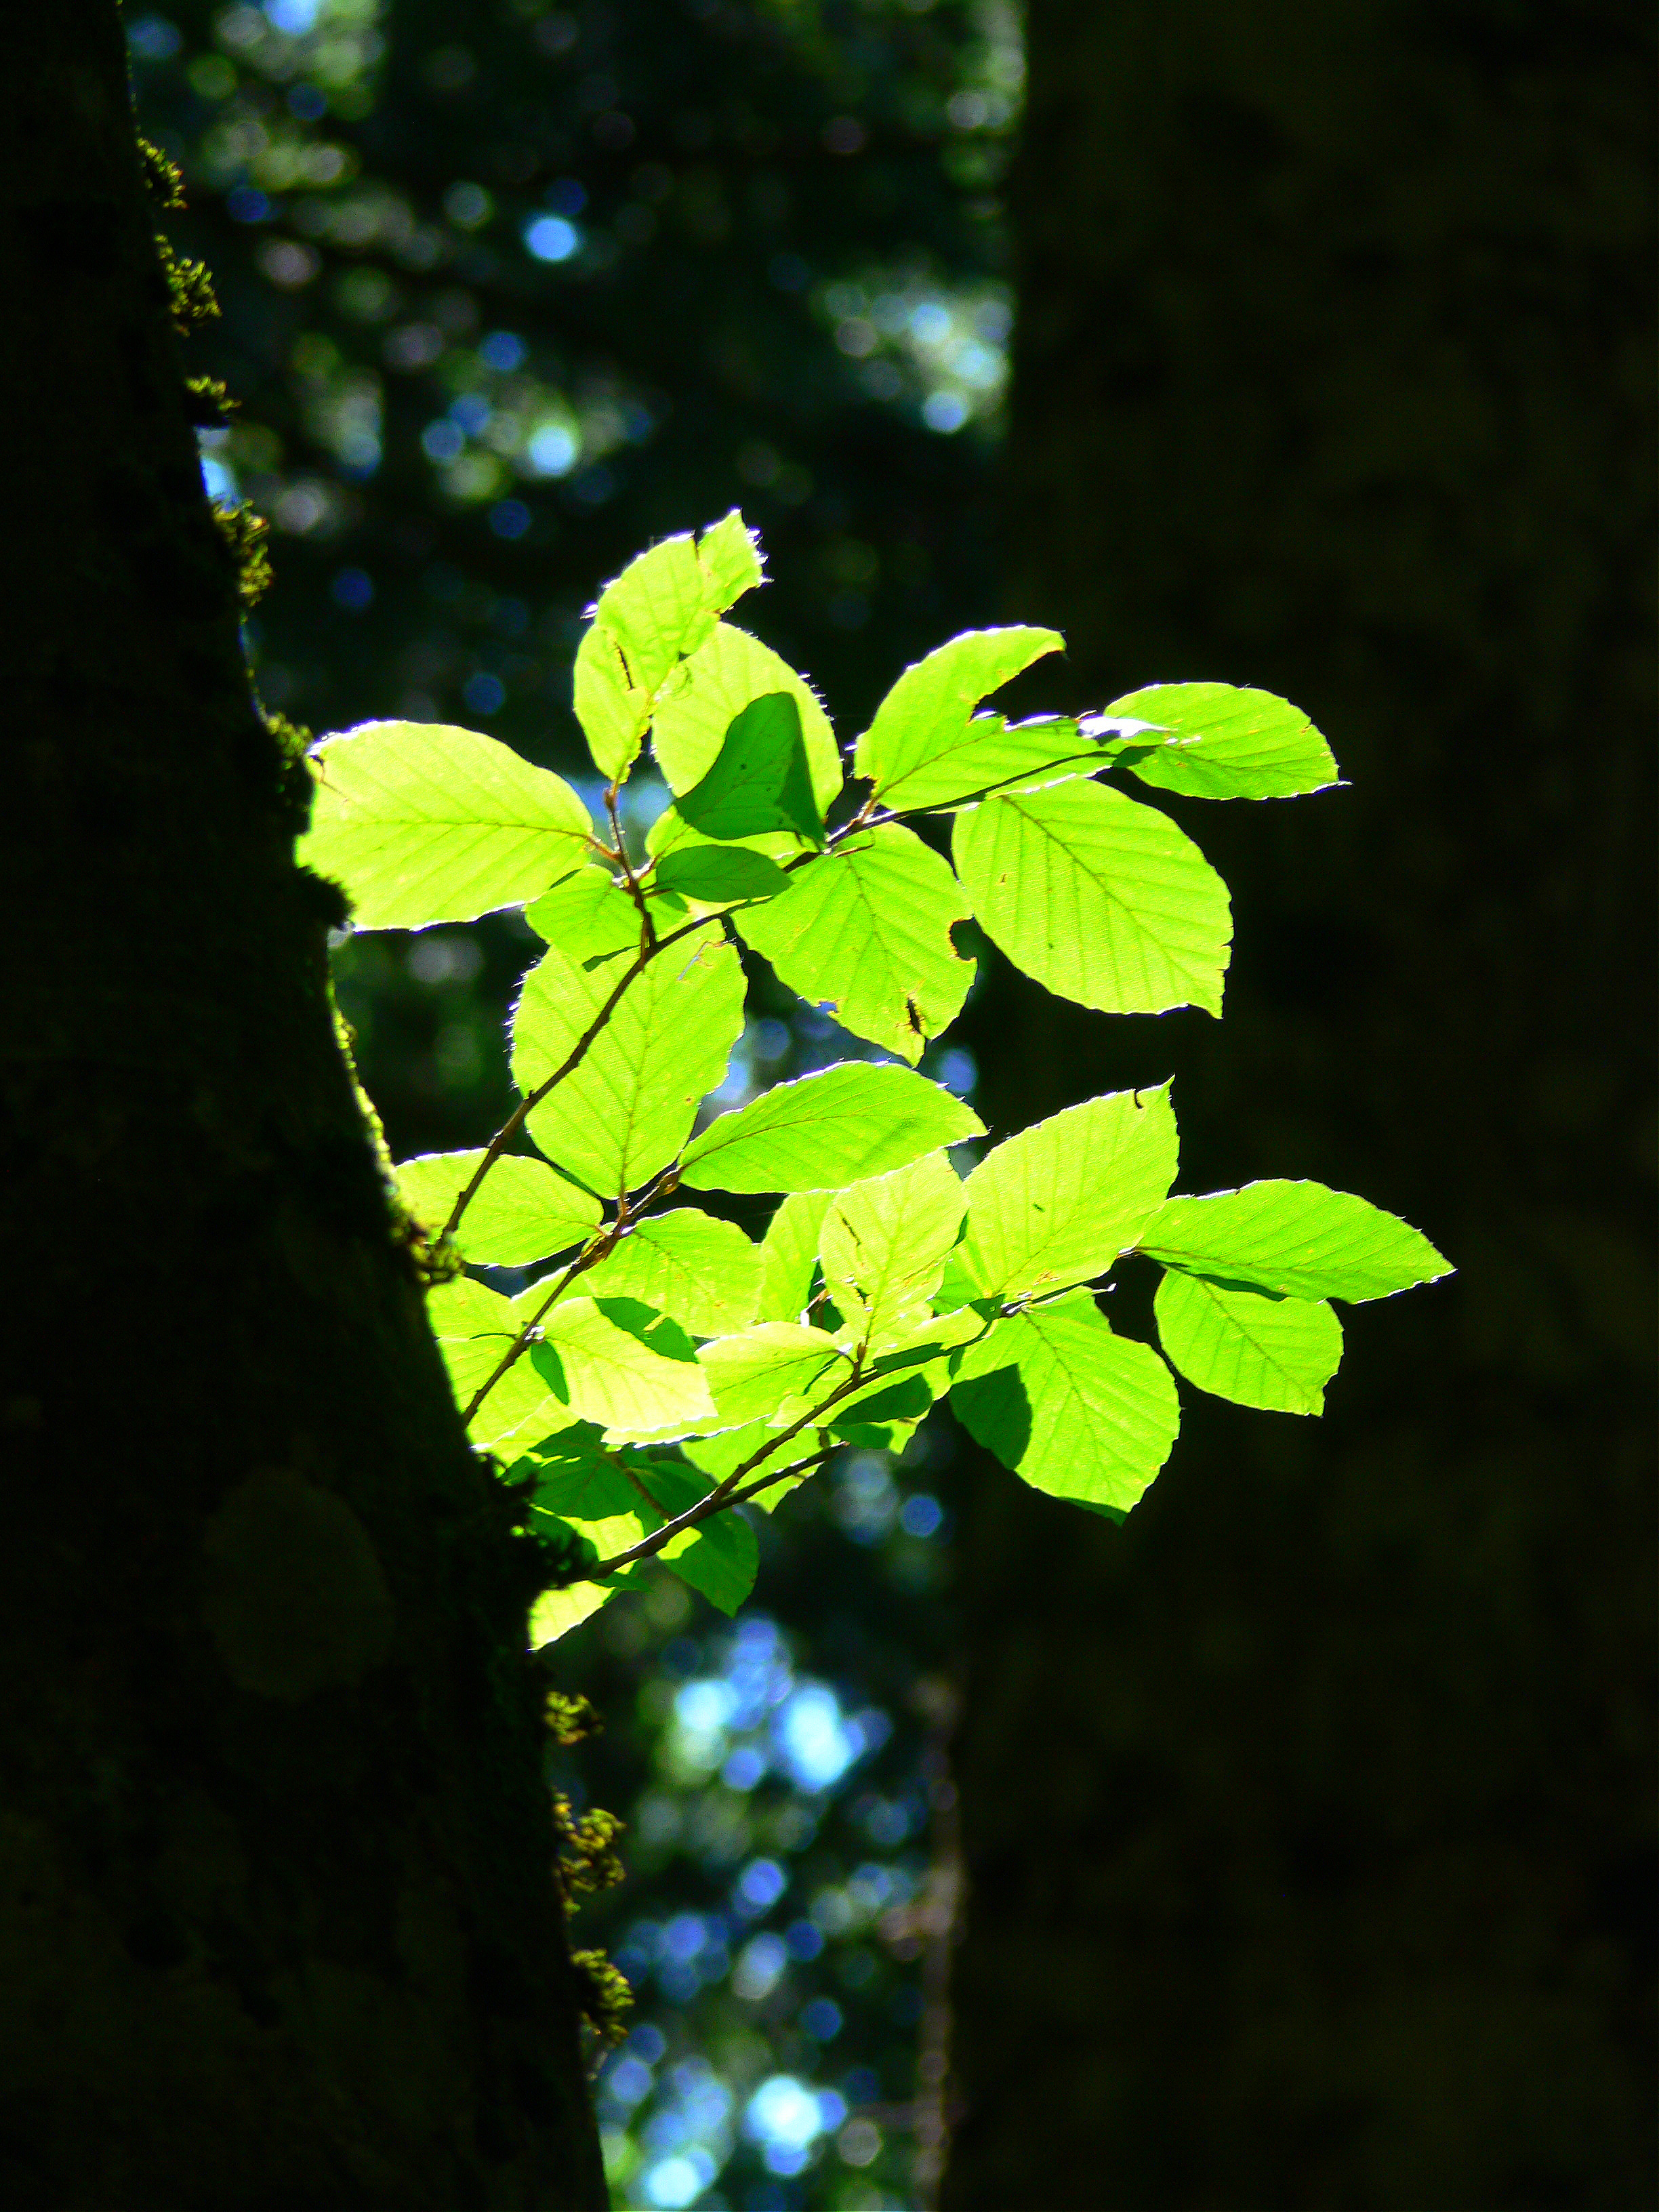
[590,1357,872,1576]
[605,781,657,952]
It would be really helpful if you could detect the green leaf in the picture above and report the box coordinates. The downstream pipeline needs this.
[300,721,595,930]
[676,692,825,848]
[651,621,840,814]
[679,1418,796,1487]
[869,714,1107,815]
[735,825,974,1063]
[652,844,791,905]
[522,1435,654,1558]
[680,1062,984,1194]
[819,1151,966,1347]
[426,1275,562,1450]
[694,1322,850,1430]
[758,1191,832,1321]
[642,1460,760,1614]
[1104,683,1340,800]
[533,1294,716,1439]
[579,1209,762,1336]
[1154,1270,1343,1415]
[952,777,1233,1017]
[395,1149,600,1267]
[529,1581,619,1645]
[696,508,766,607]
[523,1432,757,1614]
[855,626,1065,807]
[523,866,642,966]
[572,514,764,781]
[950,1291,1180,1513]
[959,1087,1179,1300]
[512,922,745,1198]
[1139,1180,1451,1301]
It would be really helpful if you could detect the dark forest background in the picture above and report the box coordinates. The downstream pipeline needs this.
[129,2,1654,2207]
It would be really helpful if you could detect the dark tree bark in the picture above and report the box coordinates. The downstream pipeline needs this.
[0,10,604,2204]
[944,4,1654,2207]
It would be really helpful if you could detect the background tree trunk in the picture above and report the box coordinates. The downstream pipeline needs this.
[0,10,603,2203]
[944,3,1654,2205]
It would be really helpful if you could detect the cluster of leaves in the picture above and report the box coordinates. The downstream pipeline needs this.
[300,513,1450,1647]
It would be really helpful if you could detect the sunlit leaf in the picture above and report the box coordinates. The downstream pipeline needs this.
[512,922,745,1198]
[652,844,791,905]
[523,865,644,967]
[426,1275,560,1450]
[819,1151,966,1347]
[1153,1270,1343,1414]
[1140,1181,1452,1301]
[950,1291,1179,1513]
[735,825,973,1063]
[959,1086,1179,1299]
[573,513,764,781]
[651,621,840,813]
[300,721,594,930]
[952,777,1233,1016]
[758,1191,833,1322]
[579,1209,763,1336]
[694,1322,851,1429]
[680,1061,983,1194]
[1105,682,1340,800]
[676,691,825,848]
[533,1294,716,1439]
[395,1149,600,1266]
[855,626,1065,808]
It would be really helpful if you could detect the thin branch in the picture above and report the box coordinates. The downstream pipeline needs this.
[459,1234,610,1425]
[590,1356,870,1576]
[605,781,657,952]
[461,1164,682,1424]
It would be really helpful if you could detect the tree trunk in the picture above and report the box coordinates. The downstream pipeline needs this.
[944,3,1654,2205]
[0,10,604,2204]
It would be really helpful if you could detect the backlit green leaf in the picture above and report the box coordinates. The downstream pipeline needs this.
[396,1149,600,1266]
[572,514,764,781]
[735,825,973,1063]
[579,1210,762,1336]
[758,1191,832,1321]
[871,714,1107,815]
[1105,683,1340,801]
[676,692,825,848]
[652,844,791,905]
[1140,1181,1452,1301]
[680,1062,983,1194]
[950,1291,1180,1513]
[1154,1269,1343,1414]
[694,1322,850,1430]
[426,1275,560,1450]
[533,1294,716,1439]
[959,1087,1179,1299]
[651,621,840,813]
[512,922,745,1198]
[855,626,1064,807]
[819,1151,966,1347]
[300,721,595,930]
[644,1460,760,1614]
[523,866,642,966]
[952,777,1233,1016]
[528,1581,619,1645]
